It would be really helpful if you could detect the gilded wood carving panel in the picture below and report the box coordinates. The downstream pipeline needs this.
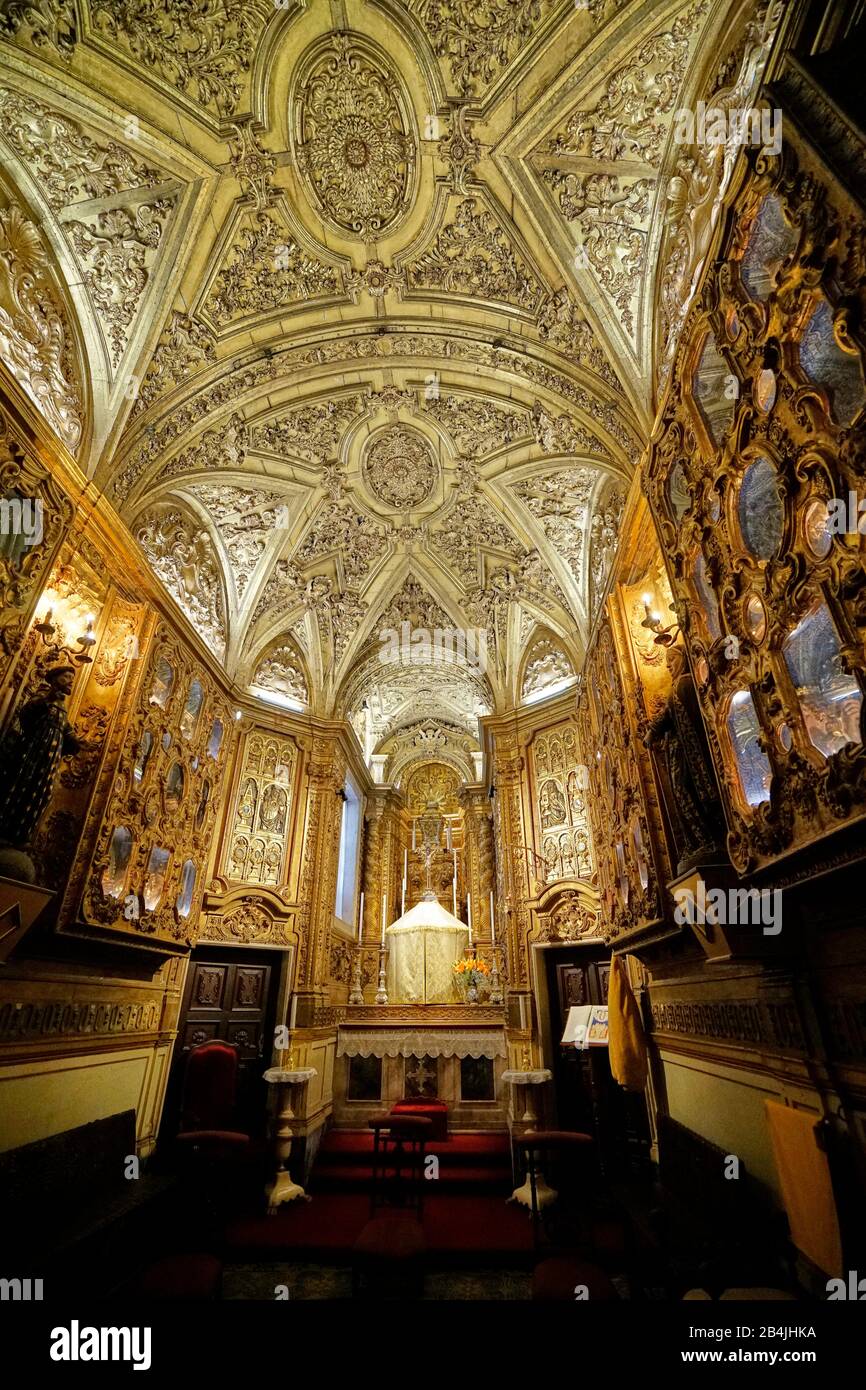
[80,626,234,947]
[529,720,594,885]
[646,132,866,874]
[222,730,297,886]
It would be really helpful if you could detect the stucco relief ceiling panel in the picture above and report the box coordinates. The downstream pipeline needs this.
[290,31,418,240]
[0,82,189,379]
[198,204,349,335]
[362,425,440,510]
[85,0,282,125]
[0,0,760,734]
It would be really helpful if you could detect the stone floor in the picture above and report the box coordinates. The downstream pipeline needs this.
[223,1261,532,1300]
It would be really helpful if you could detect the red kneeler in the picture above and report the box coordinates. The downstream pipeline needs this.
[391,1099,448,1142]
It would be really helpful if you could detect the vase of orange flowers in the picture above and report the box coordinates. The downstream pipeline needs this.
[453,955,490,1002]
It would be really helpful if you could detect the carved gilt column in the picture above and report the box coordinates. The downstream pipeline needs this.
[294,734,345,1023]
[491,732,534,1049]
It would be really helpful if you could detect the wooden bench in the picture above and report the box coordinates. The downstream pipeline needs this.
[0,1110,174,1297]
[652,1115,792,1296]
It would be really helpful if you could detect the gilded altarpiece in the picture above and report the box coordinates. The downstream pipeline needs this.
[646,128,866,877]
[223,731,297,887]
[530,721,594,885]
[79,627,234,949]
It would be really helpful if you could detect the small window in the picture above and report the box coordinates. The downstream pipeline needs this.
[334,773,362,926]
[460,1055,494,1102]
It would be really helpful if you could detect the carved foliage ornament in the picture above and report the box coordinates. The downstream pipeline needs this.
[0,0,77,56]
[576,617,662,940]
[0,202,83,452]
[411,0,556,95]
[135,505,227,659]
[250,639,308,706]
[293,34,416,239]
[363,426,439,510]
[89,0,275,119]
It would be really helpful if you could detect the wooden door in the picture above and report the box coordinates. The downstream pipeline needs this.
[545,946,611,1134]
[162,947,280,1142]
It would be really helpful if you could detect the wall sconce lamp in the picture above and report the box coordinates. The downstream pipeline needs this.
[640,592,680,647]
[34,607,97,665]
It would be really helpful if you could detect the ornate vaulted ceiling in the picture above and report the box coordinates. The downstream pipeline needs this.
[0,0,778,772]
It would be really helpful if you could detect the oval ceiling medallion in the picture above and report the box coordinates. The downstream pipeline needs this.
[363,426,439,510]
[292,33,417,240]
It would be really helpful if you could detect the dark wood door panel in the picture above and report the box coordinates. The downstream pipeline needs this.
[161,948,282,1145]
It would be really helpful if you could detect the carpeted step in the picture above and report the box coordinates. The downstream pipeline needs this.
[224,1192,535,1264]
[309,1164,512,1194]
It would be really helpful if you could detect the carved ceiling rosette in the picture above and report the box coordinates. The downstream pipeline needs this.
[291,33,417,240]
[362,425,440,510]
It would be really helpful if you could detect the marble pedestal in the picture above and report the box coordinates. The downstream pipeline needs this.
[263,1066,317,1212]
[501,1068,555,1209]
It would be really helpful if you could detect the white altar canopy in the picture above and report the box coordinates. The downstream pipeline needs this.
[385,897,469,1004]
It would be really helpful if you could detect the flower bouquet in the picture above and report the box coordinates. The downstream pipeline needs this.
[453,955,490,1003]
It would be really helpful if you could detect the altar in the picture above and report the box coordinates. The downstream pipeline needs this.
[386,897,469,1004]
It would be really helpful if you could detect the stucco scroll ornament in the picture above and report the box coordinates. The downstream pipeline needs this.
[363,427,439,510]
[90,0,274,118]
[0,0,76,55]
[296,34,415,239]
[0,204,82,453]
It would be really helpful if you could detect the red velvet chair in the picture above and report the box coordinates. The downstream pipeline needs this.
[352,1113,431,1298]
[515,1129,622,1302]
[176,1040,250,1166]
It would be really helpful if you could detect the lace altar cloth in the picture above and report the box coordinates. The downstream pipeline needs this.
[336,1029,506,1060]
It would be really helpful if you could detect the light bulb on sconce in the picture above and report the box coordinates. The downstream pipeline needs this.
[34,601,95,666]
[77,614,97,657]
[640,591,680,647]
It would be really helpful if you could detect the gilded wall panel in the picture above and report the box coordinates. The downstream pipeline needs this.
[222,730,297,887]
[646,130,866,875]
[79,626,234,948]
[529,719,594,885]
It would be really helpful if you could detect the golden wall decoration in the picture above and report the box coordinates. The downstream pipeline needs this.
[0,410,73,691]
[575,614,666,943]
[80,625,234,948]
[645,129,866,876]
[223,730,297,886]
[530,720,594,884]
